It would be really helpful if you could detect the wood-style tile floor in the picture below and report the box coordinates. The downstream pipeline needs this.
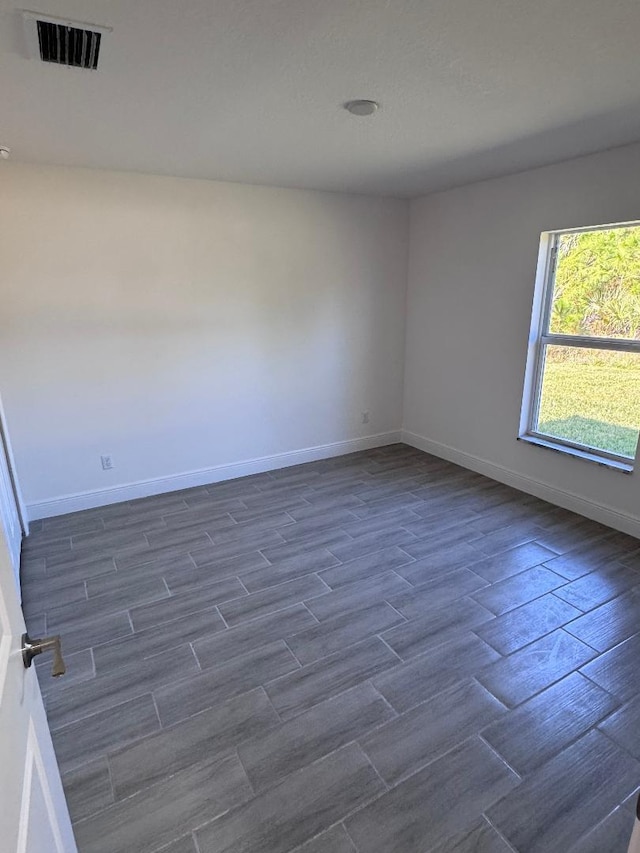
[20,444,640,853]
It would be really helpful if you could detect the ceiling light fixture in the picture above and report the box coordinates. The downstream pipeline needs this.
[344,100,380,116]
[0,147,10,160]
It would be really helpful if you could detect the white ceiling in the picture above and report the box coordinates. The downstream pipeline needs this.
[2,0,640,197]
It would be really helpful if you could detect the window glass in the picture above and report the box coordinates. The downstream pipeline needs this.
[549,227,640,341]
[535,345,640,459]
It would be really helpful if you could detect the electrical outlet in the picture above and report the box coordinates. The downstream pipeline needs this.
[362,411,370,424]
[101,455,114,470]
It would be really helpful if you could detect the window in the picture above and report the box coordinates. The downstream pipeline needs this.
[521,222,640,470]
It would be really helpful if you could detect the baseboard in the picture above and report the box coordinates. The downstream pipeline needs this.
[401,429,640,540]
[27,431,402,520]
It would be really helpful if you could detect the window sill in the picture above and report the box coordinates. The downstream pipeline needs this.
[518,434,634,474]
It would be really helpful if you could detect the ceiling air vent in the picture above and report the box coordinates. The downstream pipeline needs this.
[23,11,111,70]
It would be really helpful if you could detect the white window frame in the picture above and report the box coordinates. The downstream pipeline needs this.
[520,221,640,472]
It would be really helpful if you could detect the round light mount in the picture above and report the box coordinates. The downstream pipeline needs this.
[344,100,379,116]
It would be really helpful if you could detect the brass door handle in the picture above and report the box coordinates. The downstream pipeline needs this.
[21,633,66,677]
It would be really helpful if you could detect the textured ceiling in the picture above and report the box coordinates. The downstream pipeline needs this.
[2,0,640,197]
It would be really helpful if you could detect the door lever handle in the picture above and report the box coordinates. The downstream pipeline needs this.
[21,633,66,677]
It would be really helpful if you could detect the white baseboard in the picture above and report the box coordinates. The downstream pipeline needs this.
[27,431,402,520]
[402,429,640,540]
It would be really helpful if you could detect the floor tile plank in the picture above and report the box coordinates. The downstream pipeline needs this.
[293,825,356,853]
[469,542,556,583]
[265,638,399,720]
[238,682,394,792]
[193,604,316,668]
[382,597,493,660]
[481,671,620,775]
[471,566,566,616]
[564,589,640,651]
[580,632,640,701]
[74,753,252,853]
[304,571,412,621]
[155,641,299,726]
[476,629,597,707]
[109,688,279,799]
[361,678,506,784]
[45,644,200,729]
[373,632,500,713]
[218,575,328,626]
[568,807,635,853]
[317,546,414,589]
[286,601,404,665]
[487,730,640,853]
[93,607,226,673]
[195,743,384,853]
[345,737,518,853]
[62,759,114,823]
[553,561,640,612]
[428,818,513,853]
[474,593,582,656]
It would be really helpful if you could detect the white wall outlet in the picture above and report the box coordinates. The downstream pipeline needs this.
[362,411,370,424]
[100,454,114,470]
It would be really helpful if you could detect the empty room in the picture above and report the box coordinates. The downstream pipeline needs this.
[2,1,640,851]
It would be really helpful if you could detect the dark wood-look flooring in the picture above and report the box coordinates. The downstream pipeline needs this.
[20,444,640,853]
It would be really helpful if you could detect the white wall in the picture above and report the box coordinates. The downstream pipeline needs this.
[5,148,640,533]
[0,165,408,516]
[404,142,640,537]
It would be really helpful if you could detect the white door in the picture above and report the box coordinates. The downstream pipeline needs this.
[0,394,27,591]
[629,806,640,853]
[0,502,77,851]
